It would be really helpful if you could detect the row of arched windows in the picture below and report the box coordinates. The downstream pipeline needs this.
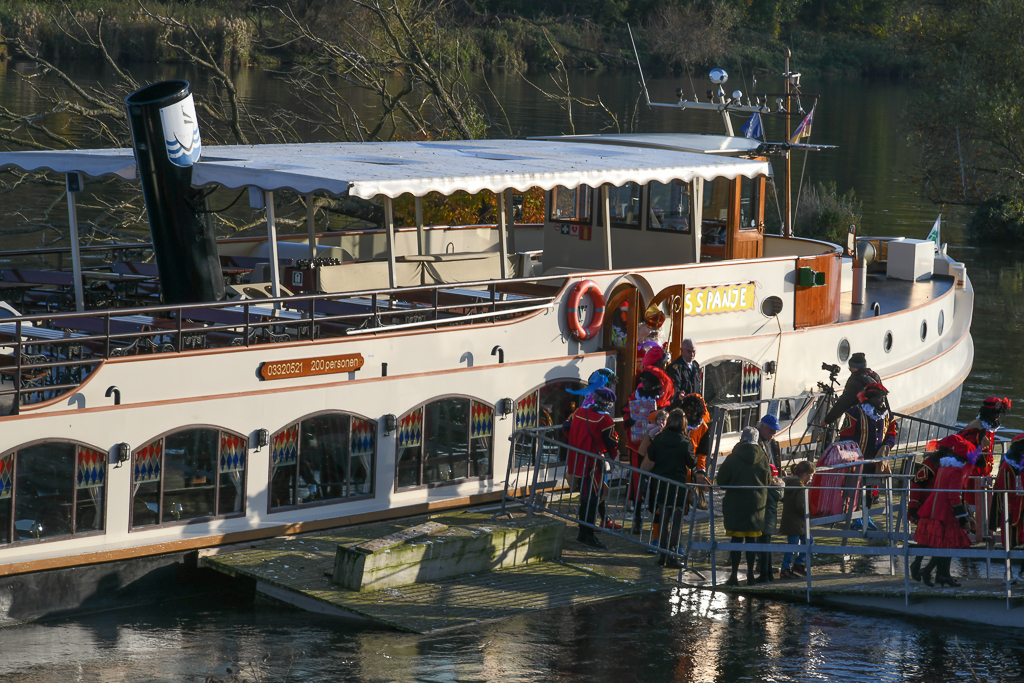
[0,360,767,546]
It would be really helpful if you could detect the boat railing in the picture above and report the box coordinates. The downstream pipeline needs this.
[494,427,1021,607]
[493,427,705,577]
[697,476,1022,608]
[0,272,572,414]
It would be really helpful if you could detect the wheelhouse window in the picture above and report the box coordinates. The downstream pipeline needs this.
[270,413,375,510]
[132,428,246,528]
[550,185,593,223]
[702,177,731,247]
[739,176,760,230]
[396,398,493,489]
[607,182,641,229]
[514,380,584,467]
[703,359,762,433]
[0,442,105,545]
[648,180,691,233]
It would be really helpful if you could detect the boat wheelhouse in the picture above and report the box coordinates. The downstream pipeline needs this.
[0,130,972,624]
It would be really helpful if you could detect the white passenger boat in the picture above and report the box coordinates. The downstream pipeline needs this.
[0,81,972,624]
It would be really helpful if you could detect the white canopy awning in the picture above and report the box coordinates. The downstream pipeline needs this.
[0,139,771,199]
[531,133,764,156]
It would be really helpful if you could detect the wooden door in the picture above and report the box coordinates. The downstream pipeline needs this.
[603,284,638,412]
[646,285,685,362]
[726,175,765,260]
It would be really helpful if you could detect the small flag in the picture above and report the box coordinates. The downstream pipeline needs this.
[788,106,815,144]
[739,112,763,140]
[926,214,941,247]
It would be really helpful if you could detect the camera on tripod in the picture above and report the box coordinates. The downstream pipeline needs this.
[821,362,841,383]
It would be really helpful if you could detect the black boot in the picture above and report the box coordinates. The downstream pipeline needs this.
[921,557,940,587]
[746,553,757,585]
[726,551,741,586]
[936,557,960,587]
[582,528,607,549]
[910,555,923,582]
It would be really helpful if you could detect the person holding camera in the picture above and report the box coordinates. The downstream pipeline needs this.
[823,353,882,427]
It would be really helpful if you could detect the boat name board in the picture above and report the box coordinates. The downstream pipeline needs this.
[260,353,365,381]
[684,282,755,316]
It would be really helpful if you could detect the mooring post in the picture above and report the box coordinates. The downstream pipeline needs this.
[804,486,812,603]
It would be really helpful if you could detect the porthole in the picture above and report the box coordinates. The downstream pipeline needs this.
[761,295,784,317]
[938,310,945,336]
[920,320,928,341]
[837,338,851,363]
[883,331,893,353]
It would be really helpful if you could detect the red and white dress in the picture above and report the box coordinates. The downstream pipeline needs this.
[915,456,973,549]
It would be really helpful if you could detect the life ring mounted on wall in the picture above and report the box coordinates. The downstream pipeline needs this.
[567,279,606,341]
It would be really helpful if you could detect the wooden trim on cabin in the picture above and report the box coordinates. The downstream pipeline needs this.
[7,351,617,422]
[0,489,505,578]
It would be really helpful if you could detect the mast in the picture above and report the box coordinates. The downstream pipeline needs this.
[783,48,792,238]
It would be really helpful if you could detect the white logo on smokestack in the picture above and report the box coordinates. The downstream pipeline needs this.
[159,94,202,168]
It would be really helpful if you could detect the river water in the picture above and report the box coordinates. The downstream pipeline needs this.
[0,62,1022,680]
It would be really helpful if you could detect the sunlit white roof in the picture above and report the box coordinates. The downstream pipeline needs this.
[532,133,763,155]
[0,139,770,199]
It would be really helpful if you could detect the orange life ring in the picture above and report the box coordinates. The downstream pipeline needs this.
[567,279,605,341]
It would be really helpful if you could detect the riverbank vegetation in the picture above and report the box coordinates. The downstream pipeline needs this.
[0,0,916,77]
[0,0,1020,243]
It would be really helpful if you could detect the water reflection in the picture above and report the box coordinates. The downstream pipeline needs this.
[1,588,1021,682]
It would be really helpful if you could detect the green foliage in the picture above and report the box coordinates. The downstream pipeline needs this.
[968,197,1024,244]
[0,1,255,64]
[795,182,863,244]
[902,0,1024,240]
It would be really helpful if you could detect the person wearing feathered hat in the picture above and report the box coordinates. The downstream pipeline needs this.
[622,345,675,521]
[562,386,619,549]
[914,434,979,587]
[960,397,1011,509]
[990,434,1024,582]
[838,382,898,529]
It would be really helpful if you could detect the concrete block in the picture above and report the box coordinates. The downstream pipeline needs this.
[332,517,565,591]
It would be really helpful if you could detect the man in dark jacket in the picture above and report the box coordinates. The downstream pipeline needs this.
[666,338,701,406]
[823,352,882,426]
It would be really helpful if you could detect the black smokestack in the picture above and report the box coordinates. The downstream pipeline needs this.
[125,80,224,304]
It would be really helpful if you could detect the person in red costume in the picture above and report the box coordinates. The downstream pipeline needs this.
[990,434,1024,582]
[908,435,954,581]
[838,382,898,528]
[959,397,1011,509]
[914,434,978,587]
[623,345,675,530]
[562,387,619,549]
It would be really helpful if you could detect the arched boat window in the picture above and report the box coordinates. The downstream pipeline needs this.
[131,428,246,528]
[703,359,762,434]
[0,442,105,545]
[269,413,375,511]
[396,398,493,490]
[513,380,585,468]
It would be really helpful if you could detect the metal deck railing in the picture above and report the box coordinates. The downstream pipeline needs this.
[495,406,1023,608]
[0,272,569,413]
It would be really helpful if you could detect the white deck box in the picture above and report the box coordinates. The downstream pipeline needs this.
[886,238,934,281]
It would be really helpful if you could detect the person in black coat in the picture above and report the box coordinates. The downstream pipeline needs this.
[666,339,701,407]
[823,352,883,426]
[641,408,696,569]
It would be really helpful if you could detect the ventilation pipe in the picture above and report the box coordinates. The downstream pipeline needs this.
[852,240,876,306]
[125,80,225,304]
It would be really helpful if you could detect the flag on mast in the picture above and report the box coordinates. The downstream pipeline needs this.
[926,214,941,248]
[788,107,815,144]
[739,112,763,140]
